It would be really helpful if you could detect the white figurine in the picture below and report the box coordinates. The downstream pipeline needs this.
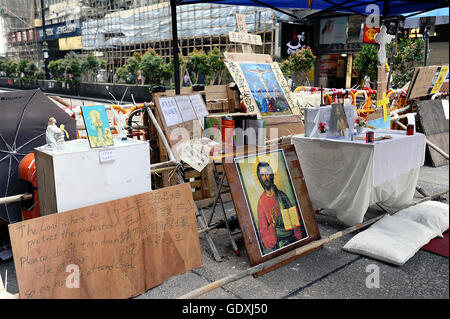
[46,117,68,149]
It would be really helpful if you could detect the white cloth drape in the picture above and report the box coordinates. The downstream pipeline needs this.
[292,131,426,226]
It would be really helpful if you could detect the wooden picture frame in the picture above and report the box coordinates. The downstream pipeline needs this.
[223,144,321,275]
[223,53,299,118]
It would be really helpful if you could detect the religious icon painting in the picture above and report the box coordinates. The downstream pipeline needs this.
[331,103,349,136]
[224,55,297,118]
[81,105,114,148]
[223,145,321,269]
[239,63,292,117]
[235,149,308,257]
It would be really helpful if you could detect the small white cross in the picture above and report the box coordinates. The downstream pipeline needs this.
[374,25,395,65]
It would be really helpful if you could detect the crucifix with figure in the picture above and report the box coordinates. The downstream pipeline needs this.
[374,25,395,121]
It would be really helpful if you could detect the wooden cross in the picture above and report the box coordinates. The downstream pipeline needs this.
[374,25,395,120]
[374,25,395,66]
[228,14,262,53]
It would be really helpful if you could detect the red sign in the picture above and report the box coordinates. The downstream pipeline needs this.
[363,25,380,44]
[7,29,37,45]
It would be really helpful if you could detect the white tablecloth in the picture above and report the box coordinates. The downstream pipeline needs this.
[292,130,426,226]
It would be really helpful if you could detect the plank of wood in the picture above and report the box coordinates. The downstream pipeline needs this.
[416,99,449,167]
[34,149,57,216]
[8,183,202,299]
[426,133,449,167]
[416,100,449,136]
[223,52,273,63]
[264,115,305,138]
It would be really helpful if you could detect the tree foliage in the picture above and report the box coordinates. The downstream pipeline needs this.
[353,44,378,83]
[387,36,425,88]
[280,47,316,86]
[140,49,171,85]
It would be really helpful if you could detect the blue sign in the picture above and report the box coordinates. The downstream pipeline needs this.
[37,21,81,41]
[367,115,391,130]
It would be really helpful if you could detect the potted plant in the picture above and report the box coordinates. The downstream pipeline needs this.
[318,122,328,138]
[355,117,366,134]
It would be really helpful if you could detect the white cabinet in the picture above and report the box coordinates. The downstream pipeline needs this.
[34,138,151,215]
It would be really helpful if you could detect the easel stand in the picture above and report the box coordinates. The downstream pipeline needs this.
[144,102,226,262]
[206,160,240,256]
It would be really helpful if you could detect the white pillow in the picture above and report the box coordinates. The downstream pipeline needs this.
[343,215,436,266]
[395,201,449,238]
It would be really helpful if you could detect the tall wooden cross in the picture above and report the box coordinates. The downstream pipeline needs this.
[228,14,262,53]
[374,25,395,120]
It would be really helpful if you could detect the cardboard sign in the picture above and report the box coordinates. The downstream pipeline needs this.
[408,65,449,100]
[8,184,202,299]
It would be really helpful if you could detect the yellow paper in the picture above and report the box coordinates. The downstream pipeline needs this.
[431,66,449,94]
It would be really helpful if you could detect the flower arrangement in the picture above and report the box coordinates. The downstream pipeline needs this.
[355,117,366,127]
[318,122,329,133]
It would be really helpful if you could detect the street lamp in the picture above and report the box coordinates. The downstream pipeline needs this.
[42,41,49,80]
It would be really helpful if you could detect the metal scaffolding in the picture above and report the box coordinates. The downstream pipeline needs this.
[80,0,281,76]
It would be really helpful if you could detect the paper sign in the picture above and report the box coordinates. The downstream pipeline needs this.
[189,94,209,118]
[99,149,115,163]
[174,95,197,122]
[443,100,449,120]
[8,184,202,299]
[159,96,183,127]
[430,66,449,95]
[176,140,210,172]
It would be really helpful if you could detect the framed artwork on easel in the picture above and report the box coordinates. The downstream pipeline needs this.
[223,144,321,275]
[223,53,299,118]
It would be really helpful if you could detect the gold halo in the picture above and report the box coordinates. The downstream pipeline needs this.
[89,110,101,120]
[237,152,280,184]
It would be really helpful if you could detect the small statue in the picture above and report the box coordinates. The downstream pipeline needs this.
[46,117,69,149]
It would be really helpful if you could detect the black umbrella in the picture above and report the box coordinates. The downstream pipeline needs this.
[0,89,76,223]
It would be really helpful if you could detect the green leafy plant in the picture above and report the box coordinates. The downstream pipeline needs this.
[1,59,19,77]
[206,48,226,85]
[281,47,316,86]
[23,61,38,79]
[140,49,172,86]
[115,66,129,84]
[81,55,99,82]
[18,59,30,76]
[387,36,425,88]
[353,44,378,85]
[49,59,64,80]
[186,49,210,84]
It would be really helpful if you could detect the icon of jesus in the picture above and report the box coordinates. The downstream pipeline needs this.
[256,162,307,254]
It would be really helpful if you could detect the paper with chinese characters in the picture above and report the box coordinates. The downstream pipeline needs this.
[158,96,184,127]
